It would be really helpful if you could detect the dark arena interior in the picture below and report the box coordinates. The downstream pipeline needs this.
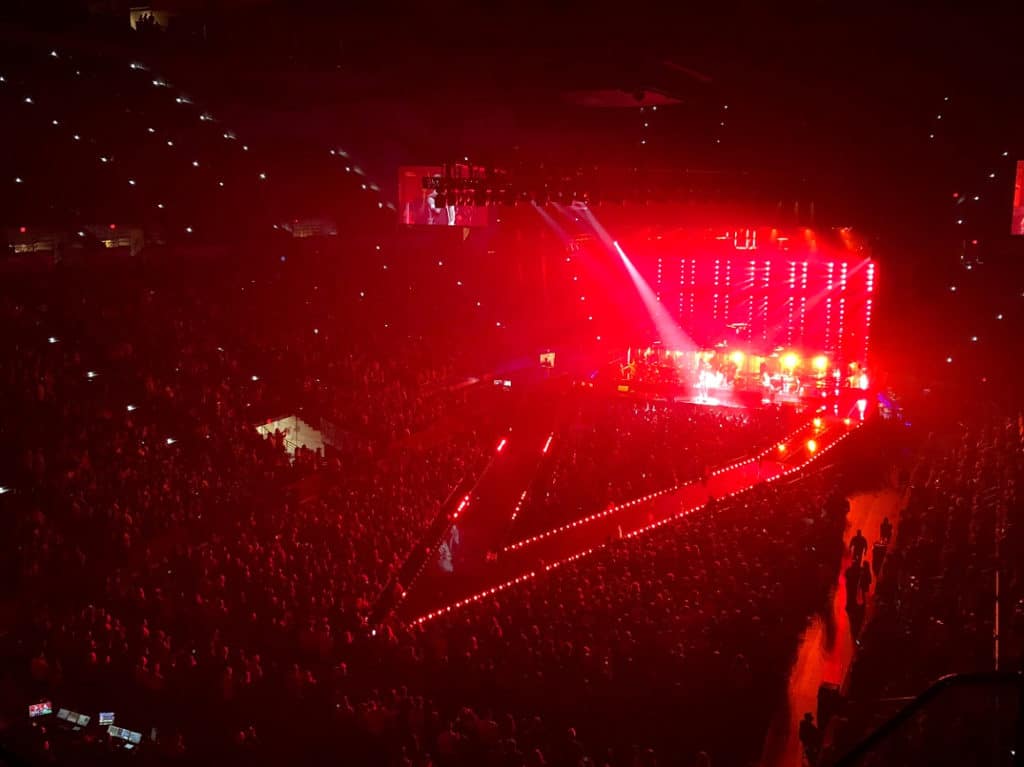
[2,4,1024,766]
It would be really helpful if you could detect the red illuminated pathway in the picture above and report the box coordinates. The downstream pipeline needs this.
[399,416,862,625]
[760,487,903,767]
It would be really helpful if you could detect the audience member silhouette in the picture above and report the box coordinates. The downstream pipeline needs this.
[798,712,821,765]
[845,561,862,608]
[879,516,893,544]
[859,559,872,601]
[849,528,868,563]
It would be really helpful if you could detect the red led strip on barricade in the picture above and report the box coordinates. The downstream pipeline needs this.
[502,420,817,552]
[409,419,860,626]
[511,489,528,522]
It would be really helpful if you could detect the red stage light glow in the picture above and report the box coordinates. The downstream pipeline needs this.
[511,490,528,522]
[612,239,696,352]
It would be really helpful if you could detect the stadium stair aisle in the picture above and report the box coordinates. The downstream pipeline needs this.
[760,487,903,767]
[400,416,861,624]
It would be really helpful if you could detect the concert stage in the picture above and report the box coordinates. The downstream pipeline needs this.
[602,342,873,412]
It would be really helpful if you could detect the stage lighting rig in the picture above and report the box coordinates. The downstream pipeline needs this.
[417,162,816,216]
[421,161,512,206]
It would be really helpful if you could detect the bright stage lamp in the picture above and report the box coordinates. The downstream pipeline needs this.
[782,353,799,370]
[729,350,745,366]
[813,417,822,429]
[812,355,828,372]
[807,439,817,453]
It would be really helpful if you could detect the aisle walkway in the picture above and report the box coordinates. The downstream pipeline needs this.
[760,488,902,767]
[400,417,861,624]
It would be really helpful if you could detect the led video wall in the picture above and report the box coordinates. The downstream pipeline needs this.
[628,228,875,365]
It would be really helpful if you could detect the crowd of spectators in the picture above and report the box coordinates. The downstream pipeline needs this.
[359,477,851,766]
[13,22,1008,767]
[7,18,1024,766]
[1,256,855,767]
[9,474,849,767]
[10,263,1024,765]
[26,238,1014,767]
[0,260,498,762]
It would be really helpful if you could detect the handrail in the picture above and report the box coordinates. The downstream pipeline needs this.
[369,474,471,623]
[502,418,821,553]
[830,671,1024,767]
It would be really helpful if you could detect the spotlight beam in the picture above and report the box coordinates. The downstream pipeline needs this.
[612,240,696,352]
[572,205,696,351]
[532,201,573,245]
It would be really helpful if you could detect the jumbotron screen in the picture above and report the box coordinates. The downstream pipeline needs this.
[398,165,489,227]
[1013,161,1024,236]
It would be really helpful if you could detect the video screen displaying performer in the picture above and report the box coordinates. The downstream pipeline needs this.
[398,165,489,227]
[1013,161,1024,236]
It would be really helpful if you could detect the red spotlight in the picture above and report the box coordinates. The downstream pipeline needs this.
[109,223,117,230]
[19,226,26,234]
[496,438,507,453]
